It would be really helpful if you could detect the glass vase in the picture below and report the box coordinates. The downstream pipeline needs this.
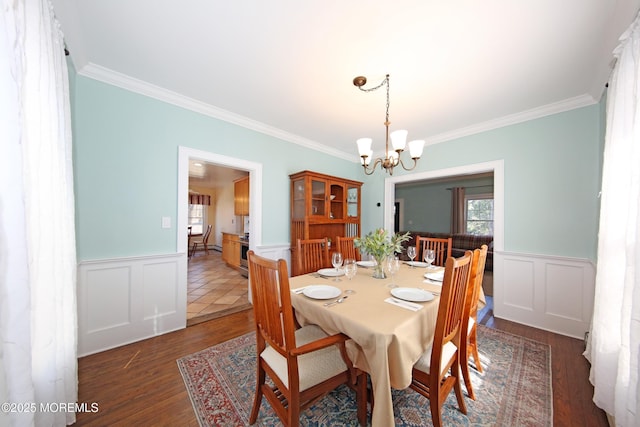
[372,256,387,279]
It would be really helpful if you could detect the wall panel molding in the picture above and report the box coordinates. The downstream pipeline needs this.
[77,245,292,356]
[493,251,595,339]
[77,253,186,356]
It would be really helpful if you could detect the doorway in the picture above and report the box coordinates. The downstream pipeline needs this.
[177,147,263,324]
[383,160,504,253]
[384,160,504,299]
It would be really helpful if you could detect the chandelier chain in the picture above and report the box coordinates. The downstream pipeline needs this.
[356,75,388,93]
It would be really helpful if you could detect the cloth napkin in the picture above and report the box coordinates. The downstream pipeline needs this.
[384,297,423,311]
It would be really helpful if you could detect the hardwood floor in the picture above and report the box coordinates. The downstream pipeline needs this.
[74,298,609,426]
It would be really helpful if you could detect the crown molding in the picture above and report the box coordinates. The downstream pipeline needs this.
[78,63,356,162]
[78,63,597,160]
[424,94,598,146]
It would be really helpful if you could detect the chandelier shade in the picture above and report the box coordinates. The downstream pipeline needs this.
[353,74,425,175]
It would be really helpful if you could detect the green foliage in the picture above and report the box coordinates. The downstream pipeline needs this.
[354,229,411,260]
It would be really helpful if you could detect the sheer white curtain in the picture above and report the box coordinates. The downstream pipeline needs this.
[585,11,640,427]
[0,1,78,426]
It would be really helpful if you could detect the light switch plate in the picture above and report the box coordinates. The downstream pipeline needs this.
[161,216,171,229]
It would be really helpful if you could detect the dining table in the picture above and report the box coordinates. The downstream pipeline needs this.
[289,260,485,427]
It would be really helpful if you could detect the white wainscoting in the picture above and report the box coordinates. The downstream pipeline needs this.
[77,245,293,356]
[248,244,292,302]
[253,244,292,270]
[77,253,187,356]
[493,251,595,339]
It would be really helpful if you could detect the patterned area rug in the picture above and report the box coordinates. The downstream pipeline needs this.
[177,325,552,426]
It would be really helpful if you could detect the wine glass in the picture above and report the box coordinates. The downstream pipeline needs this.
[344,258,357,282]
[424,249,436,268]
[331,252,343,282]
[385,257,400,288]
[407,246,416,267]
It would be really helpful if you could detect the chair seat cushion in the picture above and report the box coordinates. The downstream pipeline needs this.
[261,325,348,391]
[414,341,457,376]
[468,316,476,334]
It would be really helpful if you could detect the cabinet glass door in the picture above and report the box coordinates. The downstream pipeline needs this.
[310,179,326,216]
[292,178,305,219]
[347,185,359,217]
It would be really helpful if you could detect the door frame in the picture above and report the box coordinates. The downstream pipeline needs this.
[177,146,263,254]
[383,159,504,254]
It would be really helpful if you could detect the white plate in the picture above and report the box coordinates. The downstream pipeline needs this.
[302,285,342,300]
[356,260,376,268]
[424,271,444,282]
[317,268,345,277]
[405,261,429,267]
[391,287,434,302]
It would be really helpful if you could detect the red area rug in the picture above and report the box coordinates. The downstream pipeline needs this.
[178,325,552,426]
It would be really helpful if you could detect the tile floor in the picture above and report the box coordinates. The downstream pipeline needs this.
[187,248,251,326]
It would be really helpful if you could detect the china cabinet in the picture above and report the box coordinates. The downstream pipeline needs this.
[290,170,362,276]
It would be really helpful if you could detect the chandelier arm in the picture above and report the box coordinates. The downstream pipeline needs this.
[362,157,383,175]
[397,157,419,172]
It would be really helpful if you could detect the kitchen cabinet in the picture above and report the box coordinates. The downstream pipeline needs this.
[234,176,249,216]
[290,170,362,276]
[222,232,241,268]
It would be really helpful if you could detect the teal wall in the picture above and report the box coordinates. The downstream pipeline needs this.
[72,76,362,260]
[362,104,603,261]
[72,73,604,263]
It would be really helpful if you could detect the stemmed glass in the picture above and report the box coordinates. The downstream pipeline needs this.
[343,259,357,294]
[407,246,416,268]
[344,259,357,281]
[424,249,436,269]
[385,257,400,288]
[331,252,343,282]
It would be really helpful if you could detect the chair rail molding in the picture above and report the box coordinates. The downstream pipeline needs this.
[493,251,595,339]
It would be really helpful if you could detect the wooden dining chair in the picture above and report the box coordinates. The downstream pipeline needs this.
[336,236,361,261]
[247,251,367,426]
[190,224,212,257]
[296,238,330,276]
[460,244,489,400]
[416,236,452,267]
[409,250,473,427]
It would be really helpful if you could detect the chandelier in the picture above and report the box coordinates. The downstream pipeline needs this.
[353,74,425,175]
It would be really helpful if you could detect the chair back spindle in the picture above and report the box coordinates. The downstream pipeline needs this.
[416,236,452,267]
[296,238,330,275]
[336,236,361,261]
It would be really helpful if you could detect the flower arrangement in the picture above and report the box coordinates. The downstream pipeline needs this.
[354,229,411,278]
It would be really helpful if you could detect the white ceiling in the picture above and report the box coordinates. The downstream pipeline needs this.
[188,159,247,189]
[53,0,639,162]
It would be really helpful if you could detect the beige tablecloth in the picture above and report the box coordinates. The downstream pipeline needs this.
[290,263,470,427]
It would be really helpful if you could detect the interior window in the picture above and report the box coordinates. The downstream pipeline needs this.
[188,204,205,235]
[465,194,493,236]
